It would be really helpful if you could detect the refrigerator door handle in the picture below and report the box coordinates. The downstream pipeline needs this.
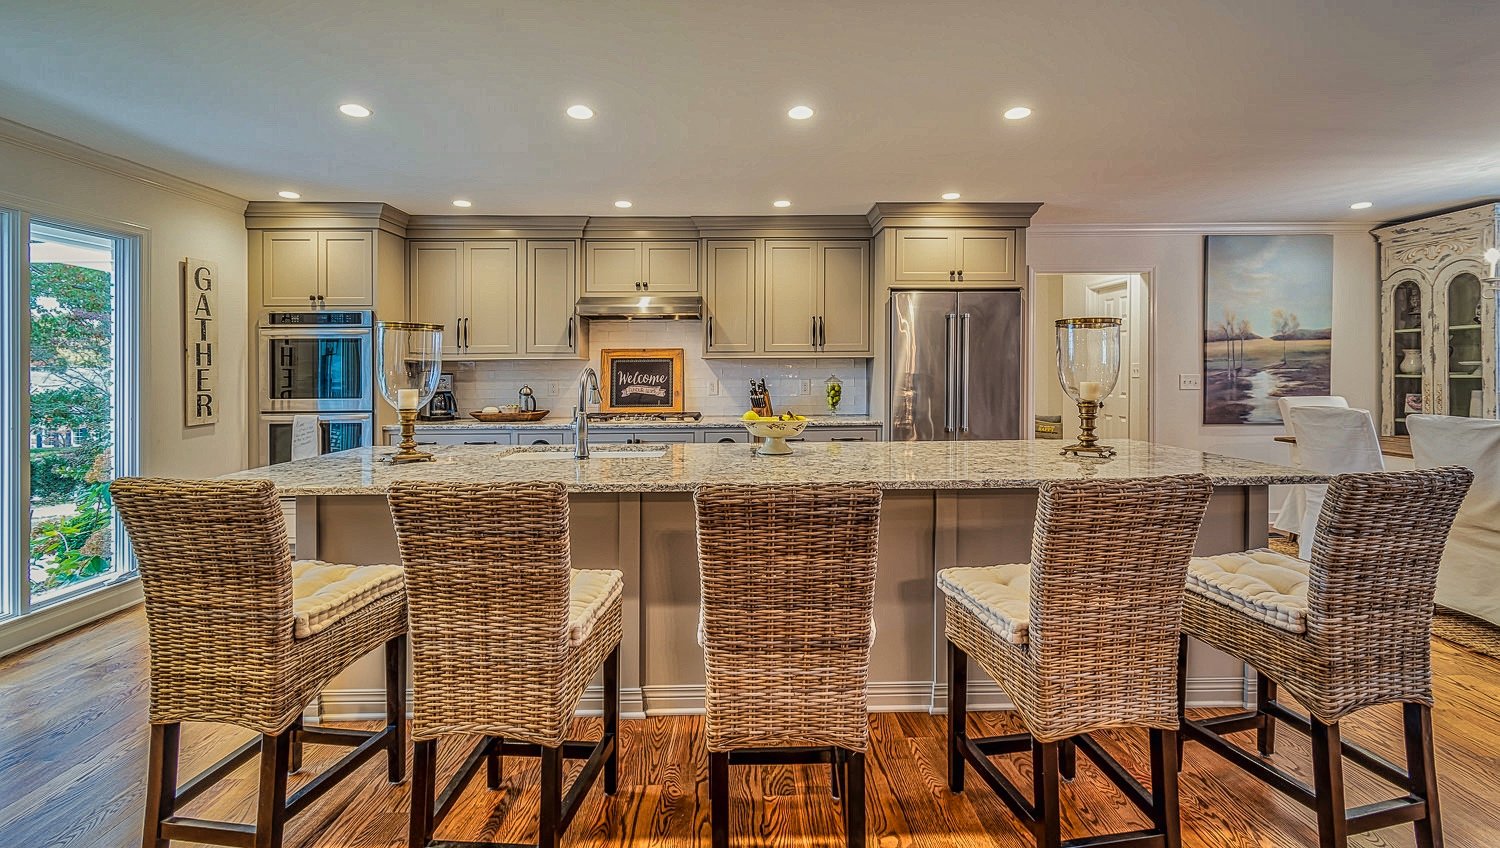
[944,313,958,433]
[960,313,972,432]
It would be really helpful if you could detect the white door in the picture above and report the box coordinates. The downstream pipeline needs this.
[1086,279,1131,440]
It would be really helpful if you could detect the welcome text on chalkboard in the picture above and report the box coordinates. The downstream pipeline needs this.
[600,348,685,413]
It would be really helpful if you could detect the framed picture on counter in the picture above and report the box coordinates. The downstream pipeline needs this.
[600,348,684,413]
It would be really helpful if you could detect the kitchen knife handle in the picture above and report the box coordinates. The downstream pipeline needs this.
[960,313,972,432]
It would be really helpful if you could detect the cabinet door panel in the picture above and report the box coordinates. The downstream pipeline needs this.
[319,231,374,305]
[954,229,1016,282]
[527,241,578,355]
[763,240,819,353]
[704,240,756,354]
[818,241,871,353]
[642,241,699,292]
[584,241,643,293]
[893,229,956,282]
[262,231,320,307]
[465,242,520,355]
[409,242,465,357]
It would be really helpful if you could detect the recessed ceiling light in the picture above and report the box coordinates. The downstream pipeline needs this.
[1350,201,1373,210]
[773,200,792,208]
[787,105,815,120]
[1003,106,1032,120]
[566,104,595,120]
[338,103,372,118]
[941,192,961,200]
[452,199,472,208]
[614,200,633,209]
[277,190,301,199]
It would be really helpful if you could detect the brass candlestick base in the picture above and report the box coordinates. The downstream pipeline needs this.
[1061,399,1116,458]
[387,408,434,464]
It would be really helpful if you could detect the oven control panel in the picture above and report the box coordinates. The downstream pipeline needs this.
[263,310,372,327]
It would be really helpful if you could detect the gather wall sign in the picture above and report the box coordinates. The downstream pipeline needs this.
[182,257,218,426]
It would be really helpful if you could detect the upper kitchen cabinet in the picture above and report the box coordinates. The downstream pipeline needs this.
[525,241,580,356]
[703,240,757,354]
[583,240,699,293]
[891,228,1016,283]
[763,240,871,355]
[246,202,410,312]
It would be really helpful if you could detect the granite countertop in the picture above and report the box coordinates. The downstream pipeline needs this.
[220,439,1324,496]
[384,415,882,431]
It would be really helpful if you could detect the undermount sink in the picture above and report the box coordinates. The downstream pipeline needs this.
[500,445,668,460]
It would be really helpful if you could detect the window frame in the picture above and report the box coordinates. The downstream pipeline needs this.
[0,197,144,627]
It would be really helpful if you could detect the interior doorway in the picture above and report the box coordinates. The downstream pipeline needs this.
[1032,272,1151,443]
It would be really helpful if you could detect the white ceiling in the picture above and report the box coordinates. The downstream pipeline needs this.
[1,0,1497,223]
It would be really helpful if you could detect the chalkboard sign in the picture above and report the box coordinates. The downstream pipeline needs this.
[601,348,684,412]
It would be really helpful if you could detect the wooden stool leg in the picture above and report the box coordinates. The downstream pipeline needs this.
[709,751,730,848]
[288,717,304,774]
[386,634,407,784]
[1256,673,1278,757]
[1310,718,1349,848]
[1150,728,1182,848]
[486,736,504,791]
[1405,703,1444,848]
[605,644,620,795]
[831,747,843,800]
[140,723,180,848]
[1059,739,1077,782]
[538,744,562,848]
[409,739,437,847]
[947,640,968,792]
[1032,739,1062,848]
[254,732,291,848]
[1175,634,1188,772]
[846,751,866,848]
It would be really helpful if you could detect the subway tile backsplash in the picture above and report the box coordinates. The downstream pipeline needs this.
[447,321,870,416]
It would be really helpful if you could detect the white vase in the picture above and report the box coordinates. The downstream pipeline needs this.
[1399,349,1423,375]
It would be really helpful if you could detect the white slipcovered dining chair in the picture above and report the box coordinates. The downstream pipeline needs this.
[1407,414,1500,626]
[1287,406,1384,559]
[1272,395,1349,536]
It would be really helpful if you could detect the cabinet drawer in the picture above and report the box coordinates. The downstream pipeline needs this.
[796,427,881,442]
[405,430,515,447]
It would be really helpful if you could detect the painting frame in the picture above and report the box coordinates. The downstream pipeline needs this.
[1202,234,1334,425]
[600,348,685,413]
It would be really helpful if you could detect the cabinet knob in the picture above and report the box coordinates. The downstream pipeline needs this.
[643,281,649,290]
[957,270,964,281]
[949,270,956,281]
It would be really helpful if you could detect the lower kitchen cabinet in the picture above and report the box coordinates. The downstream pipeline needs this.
[788,426,881,443]
[589,430,698,444]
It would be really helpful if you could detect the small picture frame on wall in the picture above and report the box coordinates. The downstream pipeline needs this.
[600,348,684,413]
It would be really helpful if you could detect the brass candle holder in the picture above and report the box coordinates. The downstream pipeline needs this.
[389,407,433,463]
[1062,399,1115,458]
[1055,316,1122,459]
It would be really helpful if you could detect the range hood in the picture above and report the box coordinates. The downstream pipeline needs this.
[575,295,703,320]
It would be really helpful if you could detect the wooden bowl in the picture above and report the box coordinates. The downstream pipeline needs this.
[469,409,550,423]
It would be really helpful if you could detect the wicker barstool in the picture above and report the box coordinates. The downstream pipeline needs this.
[112,478,408,848]
[695,483,882,848]
[386,481,623,848]
[1179,468,1473,848]
[941,474,1213,848]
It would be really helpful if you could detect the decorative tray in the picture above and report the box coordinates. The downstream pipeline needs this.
[469,409,551,423]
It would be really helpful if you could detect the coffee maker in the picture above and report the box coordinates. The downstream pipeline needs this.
[420,373,458,421]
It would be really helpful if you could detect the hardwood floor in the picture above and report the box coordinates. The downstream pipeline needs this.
[2,607,1499,847]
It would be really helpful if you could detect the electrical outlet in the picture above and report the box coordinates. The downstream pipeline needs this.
[706,380,719,396]
[798,380,811,394]
[1179,373,1202,390]
[1130,364,1142,379]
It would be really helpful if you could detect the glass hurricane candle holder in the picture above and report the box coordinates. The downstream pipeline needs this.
[376,320,444,463]
[1056,316,1123,458]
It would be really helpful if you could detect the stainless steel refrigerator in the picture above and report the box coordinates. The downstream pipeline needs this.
[888,289,1024,441]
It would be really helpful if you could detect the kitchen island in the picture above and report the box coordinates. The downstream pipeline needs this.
[222,439,1321,720]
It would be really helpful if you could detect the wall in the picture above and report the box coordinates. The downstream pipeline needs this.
[450,320,870,417]
[0,121,250,476]
[1028,225,1379,466]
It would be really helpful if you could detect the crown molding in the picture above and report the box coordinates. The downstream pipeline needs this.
[692,214,872,239]
[405,214,589,240]
[1029,221,1377,235]
[582,216,700,239]
[866,201,1044,232]
[244,201,411,236]
[0,115,246,213]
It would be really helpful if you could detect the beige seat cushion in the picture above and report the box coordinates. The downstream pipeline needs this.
[1187,549,1309,634]
[291,560,405,639]
[570,569,623,647]
[937,564,1031,645]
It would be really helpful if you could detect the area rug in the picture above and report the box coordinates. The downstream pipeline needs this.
[1267,533,1500,661]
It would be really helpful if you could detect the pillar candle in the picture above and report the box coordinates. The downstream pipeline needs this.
[397,388,420,410]
[1077,381,1105,401]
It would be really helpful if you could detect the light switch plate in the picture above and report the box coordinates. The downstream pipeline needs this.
[1179,373,1202,390]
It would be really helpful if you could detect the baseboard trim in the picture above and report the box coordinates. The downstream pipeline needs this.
[316,677,1247,722]
[0,579,144,659]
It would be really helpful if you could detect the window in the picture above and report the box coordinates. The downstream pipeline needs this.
[1,210,140,621]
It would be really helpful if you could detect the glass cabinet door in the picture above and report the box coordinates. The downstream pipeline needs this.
[1444,272,1483,418]
[1391,280,1425,435]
